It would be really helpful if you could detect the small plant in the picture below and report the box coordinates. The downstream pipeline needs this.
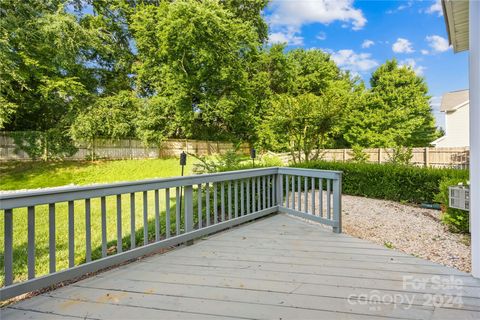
[384,241,395,249]
[349,145,368,163]
[191,148,244,174]
[386,146,413,165]
[434,178,470,233]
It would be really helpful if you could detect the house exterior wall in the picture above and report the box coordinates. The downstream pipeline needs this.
[435,103,470,147]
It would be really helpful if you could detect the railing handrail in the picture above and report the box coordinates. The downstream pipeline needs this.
[0,167,341,210]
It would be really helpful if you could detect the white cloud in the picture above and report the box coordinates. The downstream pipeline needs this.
[386,1,413,14]
[316,32,327,41]
[392,38,414,53]
[268,0,367,30]
[267,0,366,47]
[399,58,426,76]
[268,30,304,46]
[426,0,443,16]
[426,35,450,53]
[330,49,379,74]
[361,40,375,48]
[421,49,429,55]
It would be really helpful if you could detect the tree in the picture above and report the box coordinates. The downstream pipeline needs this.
[131,0,262,142]
[0,0,135,131]
[70,91,139,158]
[258,92,344,163]
[342,60,438,147]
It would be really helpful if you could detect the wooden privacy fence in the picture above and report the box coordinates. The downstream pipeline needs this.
[272,147,469,169]
[0,133,249,161]
[0,167,342,300]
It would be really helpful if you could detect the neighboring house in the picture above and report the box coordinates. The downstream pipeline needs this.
[432,89,469,147]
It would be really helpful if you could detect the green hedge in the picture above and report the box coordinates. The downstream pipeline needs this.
[292,161,468,204]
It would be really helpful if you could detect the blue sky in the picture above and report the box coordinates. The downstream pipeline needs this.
[264,0,469,128]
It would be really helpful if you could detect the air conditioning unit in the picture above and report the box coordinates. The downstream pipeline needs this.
[449,185,469,211]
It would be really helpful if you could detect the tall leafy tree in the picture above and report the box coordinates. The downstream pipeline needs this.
[342,60,438,147]
[131,0,262,142]
[0,0,135,131]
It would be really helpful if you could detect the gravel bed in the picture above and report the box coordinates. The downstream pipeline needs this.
[341,194,471,272]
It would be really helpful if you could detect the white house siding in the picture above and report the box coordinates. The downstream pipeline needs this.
[435,103,470,147]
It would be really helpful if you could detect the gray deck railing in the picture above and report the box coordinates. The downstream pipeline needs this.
[0,167,341,300]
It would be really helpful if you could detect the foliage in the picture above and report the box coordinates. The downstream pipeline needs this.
[385,146,413,165]
[435,178,470,233]
[259,92,344,163]
[131,0,262,141]
[9,130,77,160]
[0,0,133,133]
[341,60,439,148]
[191,150,283,174]
[293,161,468,204]
[349,145,369,163]
[70,91,139,142]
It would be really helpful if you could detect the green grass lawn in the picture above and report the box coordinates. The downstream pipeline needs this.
[0,158,194,190]
[0,158,200,286]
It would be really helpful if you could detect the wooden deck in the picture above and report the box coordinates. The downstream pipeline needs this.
[2,213,480,319]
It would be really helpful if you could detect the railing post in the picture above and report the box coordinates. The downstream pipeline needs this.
[332,173,342,233]
[184,185,194,245]
[276,173,283,206]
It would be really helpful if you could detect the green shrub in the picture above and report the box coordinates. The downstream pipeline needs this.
[292,161,468,204]
[191,150,283,174]
[435,178,470,233]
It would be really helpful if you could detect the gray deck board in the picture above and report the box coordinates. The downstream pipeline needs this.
[2,213,480,319]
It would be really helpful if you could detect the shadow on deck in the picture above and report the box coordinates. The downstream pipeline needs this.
[2,214,479,320]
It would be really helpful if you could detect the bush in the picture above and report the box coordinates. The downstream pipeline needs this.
[435,178,470,233]
[191,151,283,174]
[292,161,468,204]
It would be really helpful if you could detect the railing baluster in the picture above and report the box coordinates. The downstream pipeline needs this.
[246,179,250,214]
[276,174,282,206]
[68,202,74,268]
[228,181,232,220]
[327,179,331,219]
[184,186,193,234]
[49,203,56,271]
[176,187,181,235]
[291,176,295,209]
[116,195,122,253]
[205,183,210,226]
[285,175,290,208]
[130,193,136,249]
[257,177,261,210]
[319,179,323,217]
[213,183,218,223]
[143,191,149,244]
[85,200,91,263]
[22,205,34,277]
[311,177,315,215]
[234,180,238,218]
[101,197,107,257]
[165,189,171,238]
[241,180,245,215]
[267,175,271,208]
[198,184,203,229]
[304,177,308,213]
[155,190,160,241]
[221,182,225,221]
[262,176,266,210]
[297,176,301,211]
[252,177,256,212]
[4,209,13,285]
